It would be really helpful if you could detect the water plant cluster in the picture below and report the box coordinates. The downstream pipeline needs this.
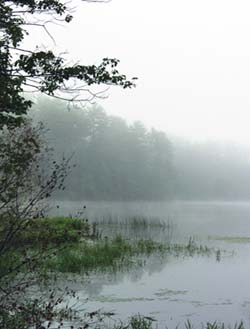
[2,216,219,276]
[92,214,169,228]
[45,234,166,273]
[23,217,216,274]
[0,214,242,328]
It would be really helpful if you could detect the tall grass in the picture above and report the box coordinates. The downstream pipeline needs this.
[92,214,171,229]
[115,315,245,329]
[45,235,166,273]
[4,217,220,275]
[45,235,217,274]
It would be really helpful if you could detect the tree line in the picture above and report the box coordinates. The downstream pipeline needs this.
[32,97,250,202]
[32,97,174,200]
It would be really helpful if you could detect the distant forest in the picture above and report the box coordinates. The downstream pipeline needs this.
[31,97,250,201]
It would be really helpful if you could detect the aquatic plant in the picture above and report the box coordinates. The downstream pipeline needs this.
[116,316,245,329]
[129,315,154,329]
[183,320,244,329]
[92,214,171,229]
[45,235,165,273]
[45,233,218,274]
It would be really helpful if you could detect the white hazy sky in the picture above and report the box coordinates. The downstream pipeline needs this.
[28,0,250,144]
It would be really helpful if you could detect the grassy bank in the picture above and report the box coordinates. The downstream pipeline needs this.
[11,217,93,247]
[1,216,218,274]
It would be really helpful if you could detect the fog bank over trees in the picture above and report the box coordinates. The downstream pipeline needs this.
[31,97,250,201]
[31,97,174,201]
[174,139,250,200]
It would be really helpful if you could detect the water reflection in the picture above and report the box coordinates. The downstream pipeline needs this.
[49,201,250,327]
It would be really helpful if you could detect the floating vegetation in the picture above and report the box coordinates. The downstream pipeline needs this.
[209,236,250,244]
[88,295,155,303]
[154,288,188,297]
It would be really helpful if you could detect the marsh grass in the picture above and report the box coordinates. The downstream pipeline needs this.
[45,235,217,274]
[2,216,228,328]
[3,217,219,276]
[45,235,166,273]
[129,315,154,329]
[91,214,175,242]
[92,214,171,229]
[163,237,215,258]
[182,320,244,329]
[115,315,245,329]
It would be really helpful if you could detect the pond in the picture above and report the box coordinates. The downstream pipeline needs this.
[50,201,250,327]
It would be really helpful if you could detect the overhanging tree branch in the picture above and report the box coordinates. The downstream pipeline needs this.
[0,0,137,128]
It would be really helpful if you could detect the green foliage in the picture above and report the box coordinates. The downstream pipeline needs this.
[0,123,70,252]
[129,315,153,329]
[46,236,133,273]
[0,249,21,279]
[0,1,136,128]
[44,232,215,273]
[0,123,72,328]
[45,235,166,273]
[11,217,91,246]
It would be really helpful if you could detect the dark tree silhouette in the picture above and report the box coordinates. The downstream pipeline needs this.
[0,0,136,128]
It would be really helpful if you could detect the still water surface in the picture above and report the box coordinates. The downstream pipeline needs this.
[51,201,250,327]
